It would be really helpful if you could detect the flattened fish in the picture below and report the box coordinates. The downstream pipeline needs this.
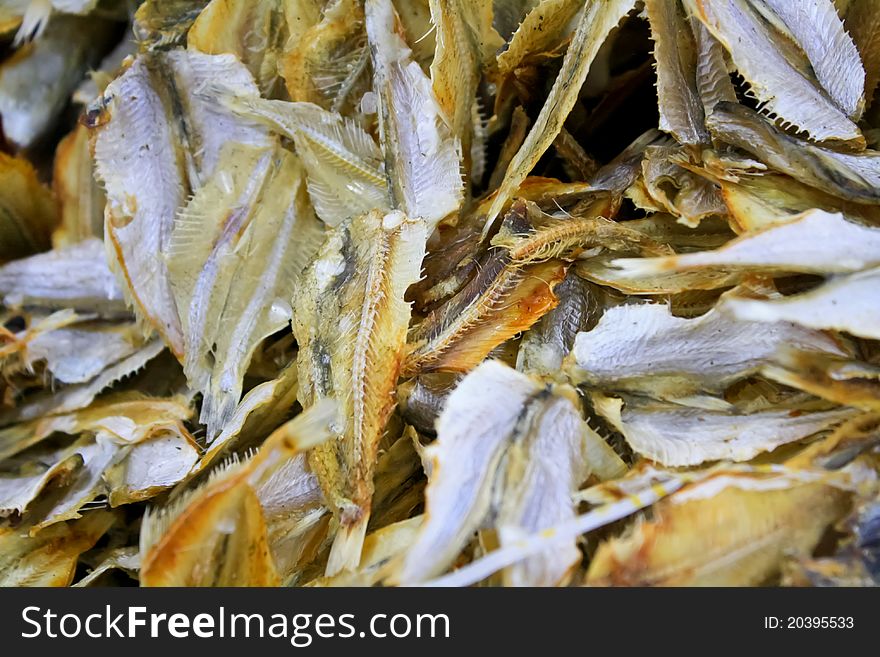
[566,302,844,397]
[294,209,426,574]
[366,0,463,229]
[90,50,272,355]
[168,143,320,438]
[394,361,621,586]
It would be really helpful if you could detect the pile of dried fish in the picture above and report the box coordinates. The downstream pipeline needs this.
[0,0,879,587]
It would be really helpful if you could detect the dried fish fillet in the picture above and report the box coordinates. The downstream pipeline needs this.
[495,0,581,83]
[759,0,865,119]
[366,0,463,229]
[0,452,80,519]
[90,50,272,355]
[104,427,200,506]
[762,349,880,412]
[223,96,389,225]
[73,547,140,587]
[133,0,212,50]
[26,321,146,384]
[0,511,116,587]
[645,0,708,145]
[716,170,880,231]
[586,471,853,586]
[0,238,124,316]
[593,393,858,466]
[690,17,737,119]
[188,0,292,97]
[687,0,863,145]
[724,267,880,340]
[429,0,499,177]
[566,302,844,397]
[612,209,880,277]
[168,143,318,438]
[198,361,299,472]
[140,399,336,586]
[707,103,880,203]
[294,209,426,574]
[394,361,620,586]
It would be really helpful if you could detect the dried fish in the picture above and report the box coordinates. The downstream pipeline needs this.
[687,0,863,145]
[294,209,426,574]
[90,50,272,355]
[762,349,880,412]
[73,547,140,587]
[707,103,880,203]
[0,511,116,587]
[2,0,879,590]
[586,465,858,586]
[394,361,622,586]
[140,399,336,586]
[593,393,858,466]
[429,0,499,178]
[169,143,318,437]
[0,238,124,316]
[366,0,463,229]
[188,0,293,97]
[0,15,118,148]
[566,302,844,398]
[645,0,708,145]
[52,124,105,247]
[282,0,368,112]
[612,209,880,277]
[725,267,880,340]
[224,96,389,225]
